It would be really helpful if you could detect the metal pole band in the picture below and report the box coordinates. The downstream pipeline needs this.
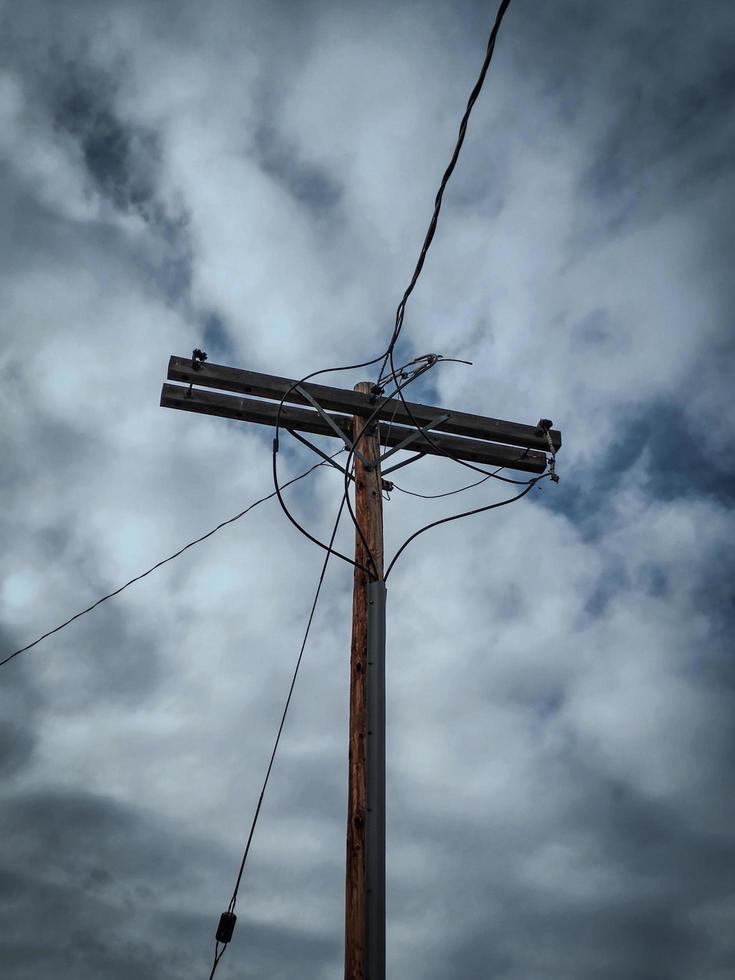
[365,580,386,980]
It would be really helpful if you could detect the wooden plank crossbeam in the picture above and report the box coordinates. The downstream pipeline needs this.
[160,383,548,474]
[167,355,561,453]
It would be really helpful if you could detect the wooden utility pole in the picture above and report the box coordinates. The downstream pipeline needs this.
[160,352,561,980]
[345,385,384,980]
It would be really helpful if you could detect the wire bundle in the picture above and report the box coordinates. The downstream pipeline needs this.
[270,0,548,586]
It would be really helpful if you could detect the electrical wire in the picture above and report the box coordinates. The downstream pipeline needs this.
[271,354,438,580]
[272,369,380,578]
[271,0,529,583]
[383,362,550,564]
[208,942,225,980]
[370,0,533,507]
[335,357,449,577]
[271,0,516,554]
[384,473,549,580]
[208,493,346,978]
[379,387,404,448]
[376,0,514,384]
[391,472,495,499]
[387,349,539,483]
[0,455,340,669]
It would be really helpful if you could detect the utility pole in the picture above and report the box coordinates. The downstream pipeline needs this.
[345,384,385,980]
[161,352,561,980]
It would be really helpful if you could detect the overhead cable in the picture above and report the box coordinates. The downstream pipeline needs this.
[376,0,514,384]
[271,0,525,578]
[391,472,495,499]
[271,354,440,579]
[384,473,549,580]
[0,455,339,669]
[208,493,347,979]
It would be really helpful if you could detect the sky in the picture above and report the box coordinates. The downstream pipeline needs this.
[1,1,734,978]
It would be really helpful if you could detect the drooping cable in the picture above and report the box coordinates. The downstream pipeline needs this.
[271,0,526,578]
[208,493,347,978]
[384,366,551,565]
[272,0,516,546]
[387,344,538,485]
[335,356,452,575]
[0,455,340,669]
[391,472,495,499]
[384,473,549,580]
[272,367,381,578]
[271,355,439,580]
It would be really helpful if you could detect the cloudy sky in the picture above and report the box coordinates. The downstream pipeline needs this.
[2,1,734,977]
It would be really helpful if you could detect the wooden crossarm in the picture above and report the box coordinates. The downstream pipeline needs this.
[160,383,549,474]
[167,356,561,453]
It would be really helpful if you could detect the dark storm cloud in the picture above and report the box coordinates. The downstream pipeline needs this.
[580,27,735,232]
[0,25,195,304]
[0,630,43,775]
[254,119,343,212]
[229,919,340,979]
[0,163,133,285]
[200,311,237,365]
[503,0,735,239]
[0,785,340,980]
[389,740,735,980]
[552,398,735,535]
[44,603,167,709]
[0,720,35,775]
[0,786,225,980]
[53,70,158,217]
[51,64,195,299]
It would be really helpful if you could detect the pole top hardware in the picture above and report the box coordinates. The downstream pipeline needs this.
[535,419,560,483]
[186,349,209,399]
[162,355,561,474]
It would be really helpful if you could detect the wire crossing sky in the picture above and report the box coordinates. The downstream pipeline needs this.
[0,457,335,667]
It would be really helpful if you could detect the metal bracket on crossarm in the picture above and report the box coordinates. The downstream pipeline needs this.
[365,413,452,471]
[535,418,560,483]
[295,385,371,467]
[287,428,355,482]
[381,452,426,477]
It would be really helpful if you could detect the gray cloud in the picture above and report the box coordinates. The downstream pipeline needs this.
[1,0,734,978]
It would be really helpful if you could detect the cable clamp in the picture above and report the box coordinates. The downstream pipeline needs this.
[216,911,237,944]
[295,384,370,466]
[536,419,559,483]
[192,348,208,371]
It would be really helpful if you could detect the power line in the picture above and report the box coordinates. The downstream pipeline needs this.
[334,357,448,577]
[0,455,340,669]
[270,0,519,571]
[392,472,495,499]
[384,473,549,580]
[372,0,531,511]
[271,355,439,580]
[340,355,546,573]
[208,493,347,978]
[376,0,514,384]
